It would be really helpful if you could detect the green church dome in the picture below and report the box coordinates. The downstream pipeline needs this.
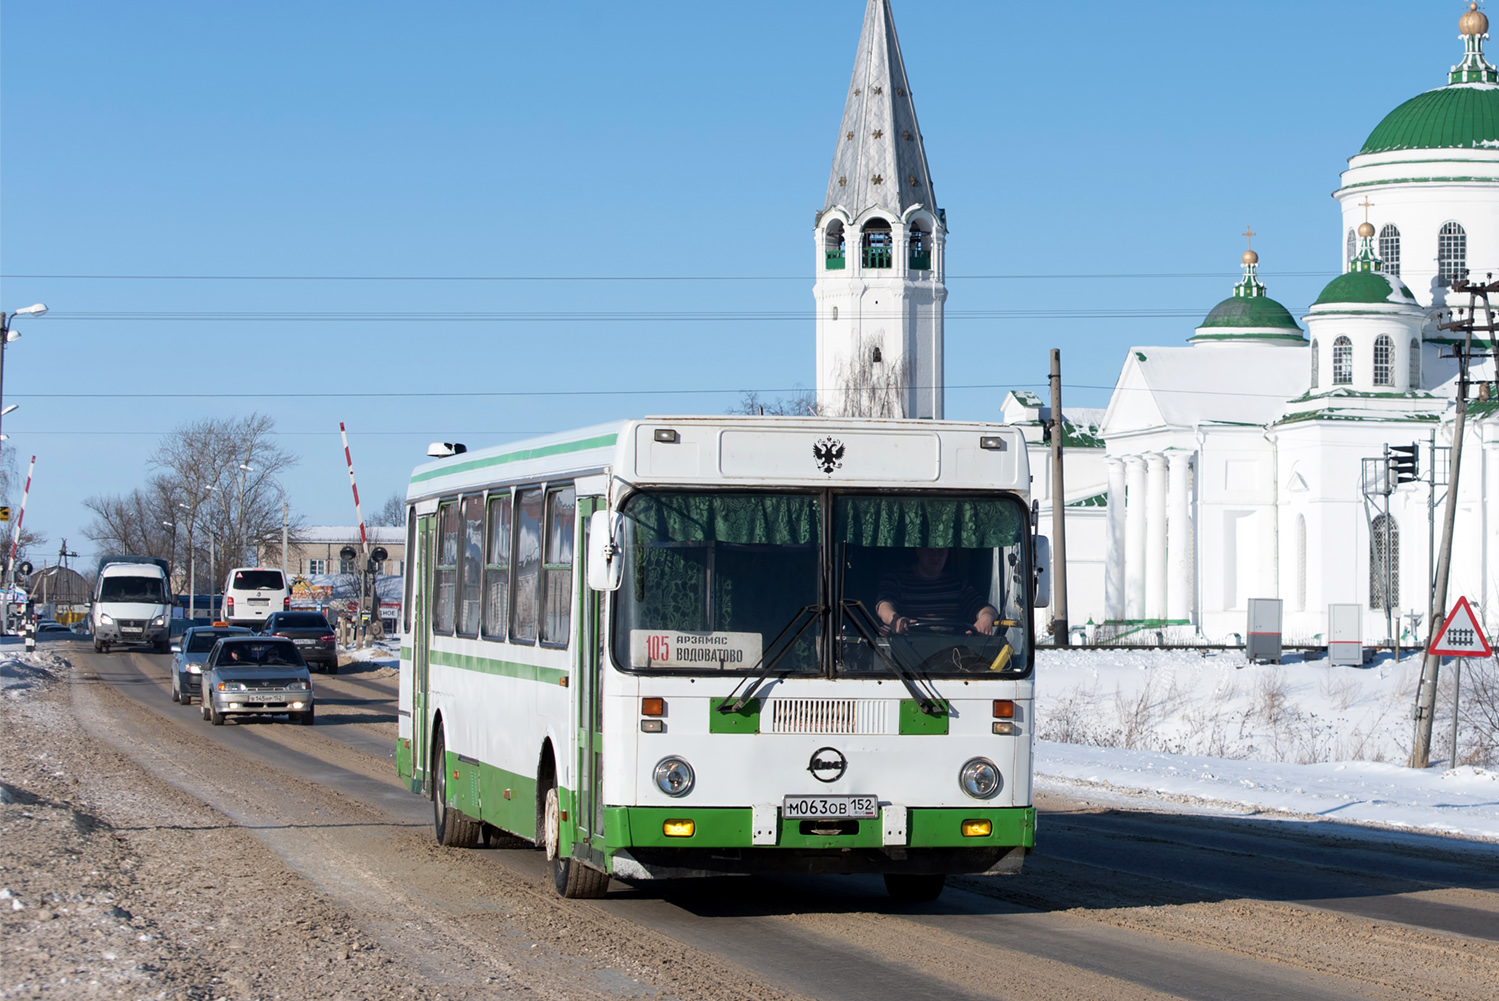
[1359,85,1499,154]
[1200,293,1301,330]
[1313,268,1417,307]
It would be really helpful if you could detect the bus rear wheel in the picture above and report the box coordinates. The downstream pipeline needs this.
[883,873,946,902]
[431,727,480,848]
[543,782,609,899]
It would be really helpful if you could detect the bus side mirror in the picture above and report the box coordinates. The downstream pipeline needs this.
[1033,535,1051,608]
[587,510,623,592]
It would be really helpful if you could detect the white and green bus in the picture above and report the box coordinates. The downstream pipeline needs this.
[398,417,1046,900]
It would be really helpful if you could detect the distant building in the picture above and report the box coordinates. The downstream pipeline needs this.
[268,526,406,578]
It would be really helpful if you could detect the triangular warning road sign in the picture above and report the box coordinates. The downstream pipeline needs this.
[1428,596,1494,658]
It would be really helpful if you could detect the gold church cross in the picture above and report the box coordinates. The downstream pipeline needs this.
[1242,226,1256,250]
[1359,197,1375,222]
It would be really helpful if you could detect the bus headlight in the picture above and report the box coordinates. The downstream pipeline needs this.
[960,757,1001,799]
[99,614,114,626]
[654,757,695,797]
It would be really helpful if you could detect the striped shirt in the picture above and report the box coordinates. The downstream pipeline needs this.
[877,571,987,622]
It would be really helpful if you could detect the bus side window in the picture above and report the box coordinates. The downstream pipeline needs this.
[541,485,576,647]
[402,506,416,635]
[511,488,544,643]
[434,500,460,634]
[458,495,485,636]
[483,491,512,639]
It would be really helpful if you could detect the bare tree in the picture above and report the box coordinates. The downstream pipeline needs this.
[370,492,406,527]
[829,351,908,418]
[729,386,819,417]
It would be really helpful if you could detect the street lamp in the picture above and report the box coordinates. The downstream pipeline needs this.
[238,463,288,578]
[0,304,47,456]
[177,502,199,622]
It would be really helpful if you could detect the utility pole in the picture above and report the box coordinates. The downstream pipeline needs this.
[1412,274,1497,767]
[1048,349,1070,646]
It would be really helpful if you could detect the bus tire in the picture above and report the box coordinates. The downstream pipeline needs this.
[544,782,609,899]
[431,727,480,848]
[883,873,946,902]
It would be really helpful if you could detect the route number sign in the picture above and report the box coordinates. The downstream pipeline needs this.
[1428,596,1494,658]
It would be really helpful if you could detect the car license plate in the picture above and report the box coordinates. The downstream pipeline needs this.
[294,638,314,646]
[121,627,142,634]
[782,795,879,819]
[245,693,284,703]
[249,598,269,606]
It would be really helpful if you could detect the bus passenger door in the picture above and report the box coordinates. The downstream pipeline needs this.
[575,499,606,859]
[413,513,435,788]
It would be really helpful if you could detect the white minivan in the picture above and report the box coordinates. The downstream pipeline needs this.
[222,567,291,629]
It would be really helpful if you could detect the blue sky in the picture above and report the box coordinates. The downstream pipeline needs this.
[0,0,1469,563]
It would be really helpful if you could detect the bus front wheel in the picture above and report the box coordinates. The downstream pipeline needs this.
[543,780,609,899]
[431,727,480,848]
[883,873,946,902]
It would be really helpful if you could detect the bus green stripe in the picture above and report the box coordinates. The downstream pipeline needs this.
[429,648,568,685]
[409,434,618,485]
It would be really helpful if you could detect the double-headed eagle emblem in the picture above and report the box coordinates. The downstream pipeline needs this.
[813,436,845,474]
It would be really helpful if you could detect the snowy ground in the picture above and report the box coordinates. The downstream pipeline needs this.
[1033,647,1499,841]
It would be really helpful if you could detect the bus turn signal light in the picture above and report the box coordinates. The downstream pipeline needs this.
[993,700,1014,718]
[641,698,665,716]
[961,820,993,837]
[662,819,695,837]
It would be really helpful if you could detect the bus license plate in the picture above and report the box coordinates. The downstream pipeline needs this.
[782,795,878,819]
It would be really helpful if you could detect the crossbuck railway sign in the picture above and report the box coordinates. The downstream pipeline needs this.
[1427,596,1495,658]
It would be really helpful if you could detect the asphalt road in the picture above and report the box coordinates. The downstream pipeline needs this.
[64,636,1499,1001]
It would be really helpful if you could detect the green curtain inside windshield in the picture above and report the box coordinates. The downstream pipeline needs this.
[624,493,820,545]
[835,496,1023,548]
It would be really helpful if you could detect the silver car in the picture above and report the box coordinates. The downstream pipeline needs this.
[200,636,314,726]
[170,625,252,705]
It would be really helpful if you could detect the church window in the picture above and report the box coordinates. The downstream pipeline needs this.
[861,218,893,269]
[872,347,882,364]
[1346,229,1356,271]
[1369,514,1399,612]
[1294,515,1307,613]
[1310,339,1319,388]
[831,306,838,321]
[1332,336,1353,385]
[1379,224,1401,276]
[909,223,931,270]
[1373,334,1394,386]
[1438,222,1466,285]
[825,221,846,270]
[1409,338,1420,386]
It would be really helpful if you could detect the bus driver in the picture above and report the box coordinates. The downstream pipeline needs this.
[876,547,999,636]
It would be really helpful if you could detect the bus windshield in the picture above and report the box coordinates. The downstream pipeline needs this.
[612,491,822,675]
[833,493,1031,678]
[610,490,1032,678]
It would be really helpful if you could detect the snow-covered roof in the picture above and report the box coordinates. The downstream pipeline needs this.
[298,526,405,545]
[1102,343,1310,436]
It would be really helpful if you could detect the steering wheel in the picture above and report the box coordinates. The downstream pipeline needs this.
[903,618,979,636]
[912,634,1010,673]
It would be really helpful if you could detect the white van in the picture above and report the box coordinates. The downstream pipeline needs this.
[222,567,291,629]
[92,557,173,654]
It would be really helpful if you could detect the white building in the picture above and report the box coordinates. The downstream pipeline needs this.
[1088,8,1499,645]
[814,0,947,420]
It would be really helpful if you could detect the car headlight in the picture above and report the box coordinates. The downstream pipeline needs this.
[99,614,114,626]
[960,757,1002,799]
[287,680,309,690]
[223,682,246,692]
[151,616,166,627]
[653,757,695,797]
[187,664,202,674]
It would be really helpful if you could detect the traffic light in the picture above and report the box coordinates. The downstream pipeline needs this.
[1390,443,1420,483]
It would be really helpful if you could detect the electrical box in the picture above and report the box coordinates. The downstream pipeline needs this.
[1327,604,1364,667]
[1246,598,1283,664]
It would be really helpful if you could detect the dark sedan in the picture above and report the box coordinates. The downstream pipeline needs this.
[261,610,339,673]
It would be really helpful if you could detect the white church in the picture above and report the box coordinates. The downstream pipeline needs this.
[815,1,1499,646]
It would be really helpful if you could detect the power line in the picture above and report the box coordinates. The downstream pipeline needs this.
[0,270,1339,282]
[40,307,1301,322]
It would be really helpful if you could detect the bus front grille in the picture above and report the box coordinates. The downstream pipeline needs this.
[765,699,895,735]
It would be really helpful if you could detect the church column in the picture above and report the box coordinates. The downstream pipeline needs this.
[1105,457,1126,621]
[1145,454,1168,620]
[1167,451,1193,622]
[1124,455,1147,621]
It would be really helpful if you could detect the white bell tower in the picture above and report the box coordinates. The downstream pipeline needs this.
[814,0,947,419]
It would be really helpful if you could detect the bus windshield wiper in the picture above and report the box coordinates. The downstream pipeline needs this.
[839,599,946,715]
[718,603,825,714]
